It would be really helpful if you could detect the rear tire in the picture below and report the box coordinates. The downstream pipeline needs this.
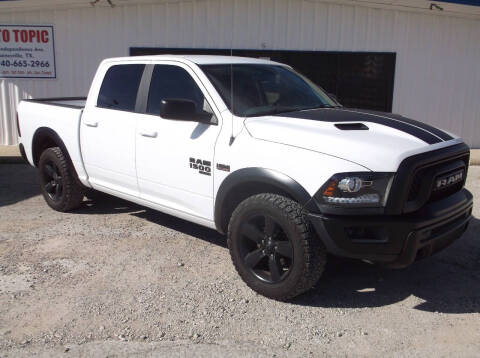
[38,147,84,212]
[227,193,326,301]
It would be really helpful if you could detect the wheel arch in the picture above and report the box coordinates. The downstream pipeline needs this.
[214,167,319,234]
[32,127,71,167]
[32,127,86,191]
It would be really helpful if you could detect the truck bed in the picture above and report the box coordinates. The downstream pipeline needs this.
[23,97,87,109]
[18,97,89,185]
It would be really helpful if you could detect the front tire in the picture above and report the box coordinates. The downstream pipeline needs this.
[227,193,326,300]
[38,147,84,212]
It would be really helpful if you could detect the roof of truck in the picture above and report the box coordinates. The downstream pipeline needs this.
[102,54,286,66]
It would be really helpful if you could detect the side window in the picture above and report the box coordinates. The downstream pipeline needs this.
[146,65,209,116]
[97,64,145,111]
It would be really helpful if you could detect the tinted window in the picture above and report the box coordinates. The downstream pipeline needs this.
[200,64,337,117]
[147,65,206,116]
[97,64,145,111]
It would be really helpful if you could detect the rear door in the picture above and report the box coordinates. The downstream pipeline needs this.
[81,63,146,197]
[135,62,222,220]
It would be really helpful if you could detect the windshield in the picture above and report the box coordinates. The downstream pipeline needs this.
[200,64,339,117]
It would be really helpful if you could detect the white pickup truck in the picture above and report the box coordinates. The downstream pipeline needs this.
[17,55,473,300]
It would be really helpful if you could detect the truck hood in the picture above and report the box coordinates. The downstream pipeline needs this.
[244,108,458,171]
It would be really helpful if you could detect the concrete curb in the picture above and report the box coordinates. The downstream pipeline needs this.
[1,145,480,165]
[0,146,24,164]
[470,149,480,166]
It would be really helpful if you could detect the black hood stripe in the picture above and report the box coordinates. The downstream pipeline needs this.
[338,109,445,144]
[385,114,453,141]
[275,108,452,145]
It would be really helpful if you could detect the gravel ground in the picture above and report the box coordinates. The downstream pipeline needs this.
[0,164,479,357]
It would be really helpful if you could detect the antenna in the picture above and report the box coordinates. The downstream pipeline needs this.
[229,47,235,146]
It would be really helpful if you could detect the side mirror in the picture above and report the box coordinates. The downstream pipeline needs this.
[160,98,212,123]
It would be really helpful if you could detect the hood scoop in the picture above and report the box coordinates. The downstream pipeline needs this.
[335,123,369,131]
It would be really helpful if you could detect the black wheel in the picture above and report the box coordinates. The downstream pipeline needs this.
[38,147,84,212]
[227,193,326,300]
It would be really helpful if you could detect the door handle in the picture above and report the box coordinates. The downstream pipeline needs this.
[140,131,158,138]
[84,121,98,128]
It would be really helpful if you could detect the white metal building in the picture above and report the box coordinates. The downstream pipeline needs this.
[1,0,479,147]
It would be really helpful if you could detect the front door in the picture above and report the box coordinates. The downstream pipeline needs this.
[135,62,221,221]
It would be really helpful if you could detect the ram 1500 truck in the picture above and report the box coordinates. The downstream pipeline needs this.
[17,55,473,300]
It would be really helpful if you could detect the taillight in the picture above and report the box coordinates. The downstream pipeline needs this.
[16,112,21,137]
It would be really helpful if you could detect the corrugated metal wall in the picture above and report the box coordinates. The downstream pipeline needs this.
[1,0,479,146]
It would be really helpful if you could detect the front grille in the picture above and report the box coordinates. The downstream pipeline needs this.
[429,168,465,203]
[385,143,470,215]
[406,152,469,208]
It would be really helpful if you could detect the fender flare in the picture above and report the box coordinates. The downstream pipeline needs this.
[214,167,319,233]
[32,127,72,167]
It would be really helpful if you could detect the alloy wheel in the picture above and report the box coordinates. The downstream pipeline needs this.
[239,214,294,283]
[43,162,63,201]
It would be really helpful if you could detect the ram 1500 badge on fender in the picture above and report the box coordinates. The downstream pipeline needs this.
[17,55,473,300]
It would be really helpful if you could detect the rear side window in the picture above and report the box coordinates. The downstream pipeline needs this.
[147,65,205,116]
[97,64,145,111]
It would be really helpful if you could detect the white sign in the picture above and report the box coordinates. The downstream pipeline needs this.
[0,25,56,78]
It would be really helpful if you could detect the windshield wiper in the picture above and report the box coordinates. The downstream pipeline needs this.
[246,106,301,117]
[270,104,341,115]
[299,104,341,111]
[246,103,341,117]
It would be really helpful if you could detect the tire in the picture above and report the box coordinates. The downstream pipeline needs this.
[38,147,84,212]
[227,193,326,300]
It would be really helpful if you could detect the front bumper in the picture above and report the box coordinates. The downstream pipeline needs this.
[308,189,473,268]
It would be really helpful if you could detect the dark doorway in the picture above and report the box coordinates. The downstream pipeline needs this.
[130,48,396,113]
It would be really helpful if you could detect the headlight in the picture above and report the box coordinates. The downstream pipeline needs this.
[317,172,394,207]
